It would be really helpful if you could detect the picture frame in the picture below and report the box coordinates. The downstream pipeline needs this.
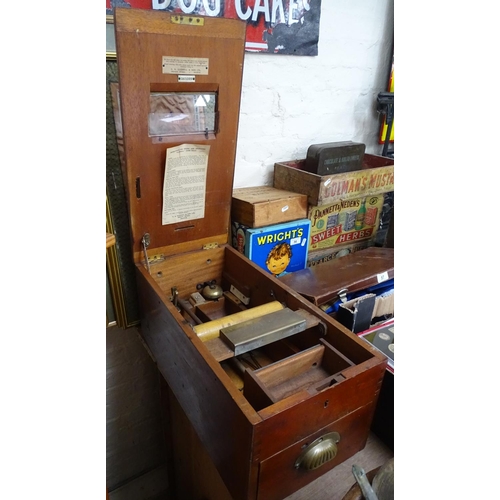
[106,15,116,60]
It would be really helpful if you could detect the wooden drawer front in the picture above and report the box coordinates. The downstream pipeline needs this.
[257,403,374,500]
[252,360,384,461]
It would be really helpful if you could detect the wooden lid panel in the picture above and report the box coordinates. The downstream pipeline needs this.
[115,8,246,258]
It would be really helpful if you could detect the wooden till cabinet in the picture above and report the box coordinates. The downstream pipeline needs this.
[115,8,387,500]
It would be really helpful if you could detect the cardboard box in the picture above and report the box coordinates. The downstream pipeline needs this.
[231,219,311,277]
[231,186,307,228]
[274,153,394,207]
[308,193,386,252]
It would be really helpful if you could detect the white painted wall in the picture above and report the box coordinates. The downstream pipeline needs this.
[233,0,394,188]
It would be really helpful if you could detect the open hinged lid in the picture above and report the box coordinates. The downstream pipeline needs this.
[278,247,394,306]
[114,8,246,263]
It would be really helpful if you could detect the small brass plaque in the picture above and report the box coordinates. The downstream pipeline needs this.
[171,15,205,26]
[162,56,209,75]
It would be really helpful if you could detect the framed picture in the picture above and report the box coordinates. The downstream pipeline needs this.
[106,15,116,60]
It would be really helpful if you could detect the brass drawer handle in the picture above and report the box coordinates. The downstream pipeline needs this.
[294,432,340,471]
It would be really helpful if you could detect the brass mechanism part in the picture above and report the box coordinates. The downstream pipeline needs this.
[202,284,223,300]
[171,15,205,26]
[171,287,179,308]
[148,254,165,265]
[294,432,340,471]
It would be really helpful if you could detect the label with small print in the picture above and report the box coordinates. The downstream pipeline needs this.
[163,56,209,75]
[377,271,389,283]
[178,75,195,82]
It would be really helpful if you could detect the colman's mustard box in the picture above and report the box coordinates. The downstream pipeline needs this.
[231,219,311,277]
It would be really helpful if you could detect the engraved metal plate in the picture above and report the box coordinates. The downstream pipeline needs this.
[220,308,307,356]
[162,56,209,75]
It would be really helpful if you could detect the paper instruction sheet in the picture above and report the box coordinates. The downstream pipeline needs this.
[162,144,210,225]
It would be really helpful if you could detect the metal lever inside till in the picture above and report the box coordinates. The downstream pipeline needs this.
[141,233,151,274]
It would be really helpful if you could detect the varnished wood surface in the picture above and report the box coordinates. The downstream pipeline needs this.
[258,404,375,500]
[136,269,259,500]
[278,247,394,306]
[134,245,387,500]
[231,186,308,228]
[166,377,392,500]
[115,8,246,258]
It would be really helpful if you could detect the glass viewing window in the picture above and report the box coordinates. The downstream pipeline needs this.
[148,92,217,137]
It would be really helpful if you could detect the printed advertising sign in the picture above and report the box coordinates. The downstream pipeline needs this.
[106,0,322,55]
[308,195,385,251]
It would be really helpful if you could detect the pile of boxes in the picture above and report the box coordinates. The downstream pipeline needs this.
[230,186,311,277]
[231,146,394,275]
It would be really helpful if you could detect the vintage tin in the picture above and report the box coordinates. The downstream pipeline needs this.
[304,141,366,175]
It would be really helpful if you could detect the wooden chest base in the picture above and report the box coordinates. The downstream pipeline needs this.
[136,244,386,500]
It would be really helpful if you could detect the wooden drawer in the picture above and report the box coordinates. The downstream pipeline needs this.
[257,403,375,500]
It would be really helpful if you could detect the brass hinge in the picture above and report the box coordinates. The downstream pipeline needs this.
[171,15,205,26]
[203,242,219,250]
[148,254,165,265]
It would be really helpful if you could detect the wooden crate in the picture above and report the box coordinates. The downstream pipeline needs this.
[231,186,308,228]
[274,154,394,207]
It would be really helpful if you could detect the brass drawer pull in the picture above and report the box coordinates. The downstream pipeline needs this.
[294,432,340,471]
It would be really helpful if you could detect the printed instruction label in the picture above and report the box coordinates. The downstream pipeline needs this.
[162,56,209,75]
[377,271,389,283]
[162,144,210,225]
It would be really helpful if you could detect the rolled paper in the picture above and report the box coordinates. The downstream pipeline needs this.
[193,301,284,342]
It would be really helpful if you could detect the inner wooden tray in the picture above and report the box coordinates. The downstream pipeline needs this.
[243,338,355,411]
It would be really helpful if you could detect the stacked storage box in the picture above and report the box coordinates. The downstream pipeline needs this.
[273,153,394,267]
[230,186,311,277]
